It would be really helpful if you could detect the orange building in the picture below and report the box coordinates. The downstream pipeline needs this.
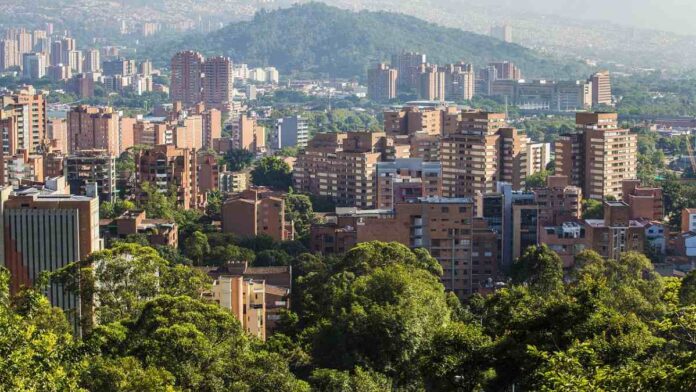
[555,113,637,200]
[622,179,663,220]
[135,144,199,210]
[67,105,120,156]
[198,151,223,193]
[221,187,293,242]
[0,87,47,153]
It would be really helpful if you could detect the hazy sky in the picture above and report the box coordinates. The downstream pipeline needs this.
[483,0,696,35]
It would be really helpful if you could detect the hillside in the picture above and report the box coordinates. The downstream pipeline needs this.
[196,2,587,79]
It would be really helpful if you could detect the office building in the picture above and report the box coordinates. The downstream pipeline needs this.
[65,150,117,202]
[1,189,101,328]
[274,115,309,149]
[22,53,46,79]
[488,61,522,80]
[103,58,136,76]
[170,51,204,106]
[555,112,637,200]
[135,144,199,210]
[367,63,398,102]
[590,70,612,106]
[67,106,120,156]
[221,187,294,242]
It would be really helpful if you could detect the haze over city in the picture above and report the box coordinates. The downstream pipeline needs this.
[0,1,695,391]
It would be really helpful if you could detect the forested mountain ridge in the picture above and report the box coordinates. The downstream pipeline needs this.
[193,2,587,79]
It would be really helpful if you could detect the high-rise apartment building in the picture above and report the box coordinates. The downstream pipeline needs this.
[391,52,426,89]
[418,64,446,101]
[171,51,204,106]
[201,56,234,110]
[590,70,612,106]
[526,142,552,175]
[67,50,83,73]
[83,49,101,73]
[274,115,309,150]
[0,39,19,70]
[135,144,199,210]
[367,63,398,102]
[0,87,47,153]
[236,115,265,152]
[67,106,120,156]
[441,111,506,200]
[555,112,637,200]
[294,132,393,208]
[498,127,529,190]
[65,150,117,202]
[443,62,475,101]
[201,108,222,149]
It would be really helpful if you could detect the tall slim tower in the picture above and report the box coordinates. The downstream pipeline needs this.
[202,56,233,110]
[170,51,204,106]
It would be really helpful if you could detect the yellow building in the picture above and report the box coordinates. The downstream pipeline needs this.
[209,275,266,340]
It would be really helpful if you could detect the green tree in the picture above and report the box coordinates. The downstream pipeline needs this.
[0,268,82,391]
[511,244,564,294]
[285,192,316,240]
[421,322,494,391]
[138,182,178,220]
[526,170,549,190]
[251,156,292,190]
[223,148,255,171]
[183,231,210,265]
[582,199,603,219]
[679,270,696,305]
[87,295,309,391]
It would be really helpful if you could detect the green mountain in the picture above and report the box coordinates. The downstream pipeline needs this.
[195,2,587,79]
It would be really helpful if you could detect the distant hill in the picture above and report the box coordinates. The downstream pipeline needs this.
[194,2,587,79]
